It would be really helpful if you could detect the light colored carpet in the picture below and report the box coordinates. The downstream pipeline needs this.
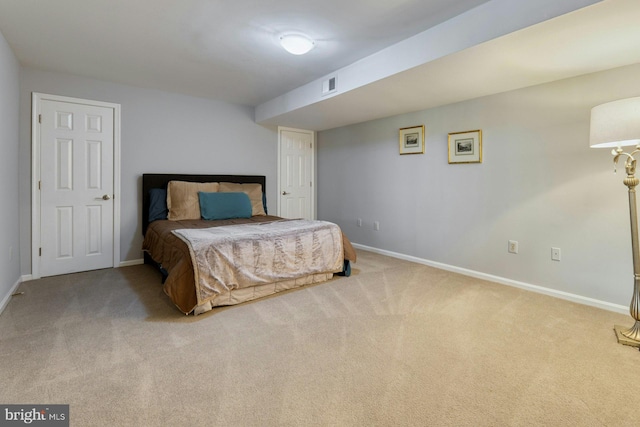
[1,250,639,426]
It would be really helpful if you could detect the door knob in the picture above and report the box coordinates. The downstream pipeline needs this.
[282,191,290,195]
[102,194,111,200]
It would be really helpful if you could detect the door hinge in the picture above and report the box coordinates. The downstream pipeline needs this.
[38,114,42,124]
[39,247,42,257]
[38,180,41,190]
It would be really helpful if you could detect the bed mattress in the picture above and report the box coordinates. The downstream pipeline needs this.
[143,216,356,314]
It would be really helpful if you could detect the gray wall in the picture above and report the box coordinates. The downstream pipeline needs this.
[0,30,20,306]
[19,68,277,274]
[318,63,640,307]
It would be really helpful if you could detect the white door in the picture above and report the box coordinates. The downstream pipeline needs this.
[278,127,314,219]
[34,94,119,278]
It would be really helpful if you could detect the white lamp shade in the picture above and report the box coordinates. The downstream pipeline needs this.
[279,34,315,55]
[590,97,640,148]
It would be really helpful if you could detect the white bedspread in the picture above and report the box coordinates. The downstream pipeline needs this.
[172,219,344,306]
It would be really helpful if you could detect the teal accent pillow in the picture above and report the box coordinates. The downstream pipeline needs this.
[148,188,168,222]
[198,192,252,220]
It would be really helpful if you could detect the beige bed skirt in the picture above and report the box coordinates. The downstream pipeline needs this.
[192,272,334,315]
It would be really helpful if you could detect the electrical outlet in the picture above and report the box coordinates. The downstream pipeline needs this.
[508,240,518,254]
[357,218,362,227]
[551,247,561,261]
[373,221,380,231]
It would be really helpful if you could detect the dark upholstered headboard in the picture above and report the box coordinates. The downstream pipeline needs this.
[142,174,267,235]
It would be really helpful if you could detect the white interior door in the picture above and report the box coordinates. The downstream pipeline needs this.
[34,94,119,278]
[278,127,314,219]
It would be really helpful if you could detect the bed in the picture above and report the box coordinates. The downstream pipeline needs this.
[141,174,356,314]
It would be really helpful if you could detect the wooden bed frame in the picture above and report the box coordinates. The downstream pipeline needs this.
[142,173,267,236]
[142,173,267,270]
[141,173,353,314]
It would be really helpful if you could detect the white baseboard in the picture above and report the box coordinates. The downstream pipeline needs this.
[119,259,144,267]
[0,276,23,315]
[352,243,628,315]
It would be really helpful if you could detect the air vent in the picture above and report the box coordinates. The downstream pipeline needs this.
[322,76,337,96]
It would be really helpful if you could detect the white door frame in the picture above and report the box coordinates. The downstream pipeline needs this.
[31,92,121,279]
[277,126,316,219]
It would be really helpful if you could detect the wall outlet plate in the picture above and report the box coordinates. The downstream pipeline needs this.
[508,240,518,254]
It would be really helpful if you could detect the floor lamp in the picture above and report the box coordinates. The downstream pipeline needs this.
[590,97,640,348]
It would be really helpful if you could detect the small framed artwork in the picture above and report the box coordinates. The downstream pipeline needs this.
[448,130,482,164]
[399,125,425,155]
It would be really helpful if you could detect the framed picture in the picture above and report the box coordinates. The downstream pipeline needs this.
[399,125,425,155]
[448,130,482,164]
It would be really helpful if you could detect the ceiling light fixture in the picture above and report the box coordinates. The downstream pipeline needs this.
[279,33,315,55]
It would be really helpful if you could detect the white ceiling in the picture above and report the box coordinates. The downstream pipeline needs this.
[1,0,639,131]
[260,0,640,130]
[0,0,488,106]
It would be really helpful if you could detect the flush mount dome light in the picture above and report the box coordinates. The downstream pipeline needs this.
[279,33,315,55]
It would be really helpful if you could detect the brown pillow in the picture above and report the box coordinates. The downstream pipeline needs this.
[218,182,266,216]
[167,181,219,220]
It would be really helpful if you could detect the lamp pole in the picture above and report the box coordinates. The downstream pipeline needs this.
[613,147,640,346]
[590,97,640,348]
